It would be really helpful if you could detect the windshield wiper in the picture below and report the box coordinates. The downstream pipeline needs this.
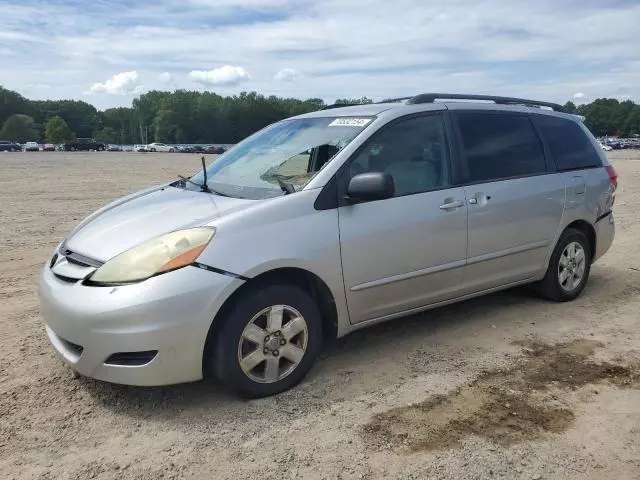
[272,174,296,195]
[178,174,208,191]
[177,156,230,197]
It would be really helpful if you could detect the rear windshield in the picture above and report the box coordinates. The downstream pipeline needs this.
[533,116,602,171]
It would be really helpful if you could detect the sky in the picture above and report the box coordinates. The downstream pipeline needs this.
[1,0,639,110]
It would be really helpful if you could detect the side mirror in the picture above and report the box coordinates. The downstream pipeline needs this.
[346,172,395,203]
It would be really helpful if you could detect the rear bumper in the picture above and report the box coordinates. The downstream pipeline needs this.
[593,212,615,262]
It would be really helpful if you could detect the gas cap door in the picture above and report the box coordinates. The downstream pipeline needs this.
[572,175,586,195]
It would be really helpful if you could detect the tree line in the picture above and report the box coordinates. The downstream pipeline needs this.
[0,84,637,144]
[565,99,640,137]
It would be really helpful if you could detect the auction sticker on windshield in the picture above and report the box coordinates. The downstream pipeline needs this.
[328,118,372,127]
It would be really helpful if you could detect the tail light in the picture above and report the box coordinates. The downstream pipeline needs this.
[605,165,617,190]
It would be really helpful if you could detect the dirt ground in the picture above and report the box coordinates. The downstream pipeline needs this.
[1,151,639,480]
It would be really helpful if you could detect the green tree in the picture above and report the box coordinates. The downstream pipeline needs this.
[44,115,75,143]
[578,98,622,137]
[31,99,100,138]
[622,105,640,137]
[133,90,172,143]
[3,83,637,146]
[101,107,137,144]
[94,127,118,143]
[564,101,577,114]
[0,86,32,128]
[0,114,38,142]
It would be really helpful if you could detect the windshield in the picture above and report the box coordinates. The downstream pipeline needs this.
[189,116,373,199]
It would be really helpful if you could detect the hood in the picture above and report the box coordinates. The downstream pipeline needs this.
[66,185,255,261]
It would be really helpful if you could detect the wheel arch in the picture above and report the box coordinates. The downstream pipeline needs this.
[202,267,339,376]
[564,219,596,262]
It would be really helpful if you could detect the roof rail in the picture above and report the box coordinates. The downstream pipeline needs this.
[320,103,359,110]
[407,93,567,112]
[377,96,414,104]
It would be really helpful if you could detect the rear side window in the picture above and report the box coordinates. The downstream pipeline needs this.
[455,112,546,183]
[534,115,602,171]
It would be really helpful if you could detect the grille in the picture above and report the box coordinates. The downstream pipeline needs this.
[60,249,103,268]
[104,351,158,366]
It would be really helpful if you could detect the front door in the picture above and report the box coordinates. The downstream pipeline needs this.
[337,113,468,324]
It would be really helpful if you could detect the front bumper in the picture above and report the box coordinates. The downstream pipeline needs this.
[39,263,243,386]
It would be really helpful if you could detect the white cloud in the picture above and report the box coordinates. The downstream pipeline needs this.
[187,0,289,6]
[573,92,587,104]
[2,0,640,109]
[88,71,140,95]
[188,66,250,86]
[158,72,173,84]
[274,68,303,82]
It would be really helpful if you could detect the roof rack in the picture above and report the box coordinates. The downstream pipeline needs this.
[407,93,567,112]
[321,103,359,110]
[377,96,414,104]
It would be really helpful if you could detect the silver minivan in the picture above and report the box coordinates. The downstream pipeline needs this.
[39,94,617,397]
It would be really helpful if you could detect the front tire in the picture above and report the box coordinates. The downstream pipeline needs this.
[538,228,591,302]
[211,284,323,398]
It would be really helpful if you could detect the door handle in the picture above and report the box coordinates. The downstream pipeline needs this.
[439,200,464,210]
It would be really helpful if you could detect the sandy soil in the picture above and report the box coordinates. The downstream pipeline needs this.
[1,151,639,480]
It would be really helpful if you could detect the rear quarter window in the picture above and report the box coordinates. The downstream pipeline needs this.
[533,115,602,171]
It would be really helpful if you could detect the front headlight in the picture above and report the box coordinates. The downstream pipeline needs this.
[89,227,215,284]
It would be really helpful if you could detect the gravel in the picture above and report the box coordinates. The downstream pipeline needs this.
[1,151,639,479]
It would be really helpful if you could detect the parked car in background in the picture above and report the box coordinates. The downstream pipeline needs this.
[203,145,227,154]
[63,138,107,151]
[24,141,40,152]
[134,144,148,152]
[43,143,56,152]
[39,93,617,398]
[0,140,21,152]
[599,143,612,151]
[107,144,123,152]
[147,142,175,153]
[177,145,197,153]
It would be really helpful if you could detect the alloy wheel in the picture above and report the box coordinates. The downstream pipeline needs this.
[558,241,586,292]
[237,305,308,384]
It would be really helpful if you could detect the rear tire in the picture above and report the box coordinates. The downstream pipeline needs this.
[537,228,591,302]
[211,284,322,398]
